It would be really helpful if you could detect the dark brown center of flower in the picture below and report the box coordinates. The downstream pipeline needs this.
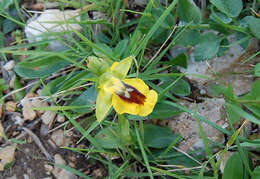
[117,82,146,105]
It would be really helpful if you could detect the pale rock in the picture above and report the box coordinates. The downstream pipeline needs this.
[57,168,78,179]
[55,154,66,164]
[52,154,77,179]
[93,168,104,178]
[168,98,228,151]
[23,174,30,179]
[51,129,65,146]
[22,99,36,120]
[25,9,82,51]
[0,145,17,171]
[3,60,15,71]
[9,75,16,89]
[41,110,56,125]
[14,115,25,126]
[44,164,54,175]
[56,114,65,123]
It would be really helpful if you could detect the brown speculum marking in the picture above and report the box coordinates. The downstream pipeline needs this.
[117,82,146,105]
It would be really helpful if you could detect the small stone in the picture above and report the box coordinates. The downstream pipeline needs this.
[56,115,65,123]
[47,139,57,149]
[3,60,15,71]
[69,162,75,168]
[51,130,65,146]
[54,154,66,165]
[23,174,30,179]
[57,169,78,179]
[52,154,66,178]
[93,168,104,178]
[44,164,54,174]
[22,99,36,120]
[9,75,16,89]
[41,110,56,125]
[25,9,82,51]
[5,101,16,112]
[0,145,17,171]
[27,136,33,143]
[14,115,25,126]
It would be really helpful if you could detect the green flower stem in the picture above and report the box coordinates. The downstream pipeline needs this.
[118,114,131,145]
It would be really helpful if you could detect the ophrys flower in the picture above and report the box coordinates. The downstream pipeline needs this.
[95,56,158,122]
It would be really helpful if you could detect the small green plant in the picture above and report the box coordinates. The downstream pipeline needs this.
[0,0,259,178]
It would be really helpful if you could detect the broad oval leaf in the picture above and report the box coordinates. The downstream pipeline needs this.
[210,0,243,17]
[194,32,220,61]
[144,124,178,148]
[177,0,202,24]
[15,56,70,78]
[248,16,260,39]
[70,86,97,113]
[95,126,122,149]
[222,152,244,179]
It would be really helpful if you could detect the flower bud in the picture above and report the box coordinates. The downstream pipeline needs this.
[87,56,109,76]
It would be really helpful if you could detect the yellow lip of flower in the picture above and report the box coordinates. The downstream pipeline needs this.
[112,78,158,116]
[95,56,158,122]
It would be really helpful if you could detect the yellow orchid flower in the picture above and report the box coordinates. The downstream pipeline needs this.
[95,56,158,122]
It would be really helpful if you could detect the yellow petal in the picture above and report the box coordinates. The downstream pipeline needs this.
[96,89,112,122]
[111,56,133,79]
[112,78,158,116]
[138,90,158,116]
[112,94,139,115]
[122,78,149,94]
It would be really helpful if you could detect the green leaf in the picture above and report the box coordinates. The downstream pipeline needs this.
[15,56,70,78]
[175,29,200,46]
[226,102,241,124]
[149,101,183,119]
[114,39,129,58]
[95,126,122,149]
[248,16,260,39]
[253,166,260,179]
[194,32,220,61]
[226,102,260,125]
[70,86,97,113]
[13,76,25,101]
[210,0,243,17]
[167,53,188,68]
[0,0,14,9]
[171,79,191,96]
[210,12,232,24]
[0,32,5,48]
[217,38,229,56]
[3,18,17,34]
[255,63,260,77]
[223,152,244,179]
[177,0,202,24]
[143,124,178,148]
